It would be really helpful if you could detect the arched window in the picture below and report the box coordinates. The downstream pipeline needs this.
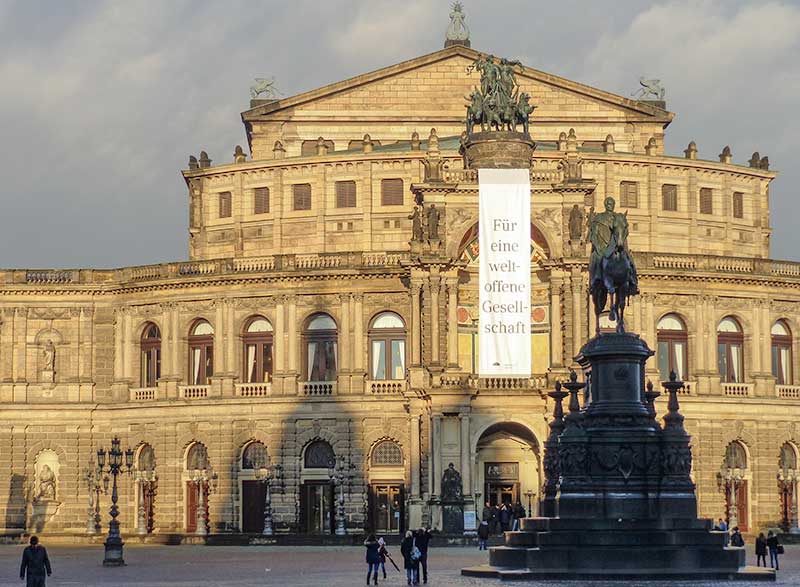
[724,441,748,470]
[780,443,797,471]
[140,323,161,388]
[717,317,744,383]
[369,312,406,380]
[304,314,337,382]
[186,443,209,471]
[657,314,688,381]
[241,441,269,470]
[304,440,335,469]
[772,320,792,385]
[137,444,156,472]
[243,317,273,383]
[189,320,214,385]
[371,440,403,467]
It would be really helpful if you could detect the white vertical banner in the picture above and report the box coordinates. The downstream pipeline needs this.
[478,168,531,377]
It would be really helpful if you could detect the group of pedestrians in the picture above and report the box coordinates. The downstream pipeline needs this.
[714,519,784,571]
[481,501,526,536]
[365,528,431,585]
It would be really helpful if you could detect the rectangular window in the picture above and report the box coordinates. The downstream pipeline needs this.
[733,192,744,219]
[619,181,639,208]
[662,184,678,211]
[381,178,404,206]
[254,187,270,214]
[335,180,357,208]
[699,188,713,214]
[218,192,232,218]
[293,183,312,211]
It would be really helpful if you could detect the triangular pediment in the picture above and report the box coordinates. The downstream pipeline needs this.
[243,45,672,125]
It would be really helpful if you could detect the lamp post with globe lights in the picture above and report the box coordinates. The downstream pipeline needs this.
[252,452,283,536]
[328,456,355,536]
[96,437,134,566]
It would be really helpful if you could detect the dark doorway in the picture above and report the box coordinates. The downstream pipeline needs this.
[486,482,518,506]
[370,484,404,534]
[186,481,198,533]
[300,481,335,534]
[242,480,267,533]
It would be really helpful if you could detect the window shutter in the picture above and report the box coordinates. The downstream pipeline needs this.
[733,192,744,219]
[381,178,404,206]
[254,187,270,214]
[619,181,638,208]
[335,181,357,208]
[662,184,678,211]
[293,184,312,210]
[700,188,713,214]
[218,192,232,218]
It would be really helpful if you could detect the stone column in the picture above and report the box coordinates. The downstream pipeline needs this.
[353,294,364,373]
[339,294,351,393]
[410,282,422,366]
[433,415,442,497]
[429,276,441,365]
[226,299,236,375]
[549,275,564,367]
[287,297,298,375]
[751,303,761,375]
[571,268,583,358]
[123,309,133,380]
[114,308,124,381]
[274,297,285,373]
[214,299,225,374]
[410,415,421,498]
[446,274,459,368]
[459,414,471,497]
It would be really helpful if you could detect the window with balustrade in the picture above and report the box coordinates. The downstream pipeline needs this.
[188,320,214,385]
[304,314,337,382]
[242,316,274,384]
[772,320,792,385]
[717,317,744,383]
[657,314,687,381]
[369,312,406,380]
[140,323,161,388]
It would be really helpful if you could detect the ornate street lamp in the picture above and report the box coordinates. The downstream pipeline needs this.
[524,490,535,518]
[717,466,745,530]
[189,467,218,536]
[253,453,283,536]
[328,456,355,536]
[777,465,799,532]
[135,470,158,535]
[96,437,134,566]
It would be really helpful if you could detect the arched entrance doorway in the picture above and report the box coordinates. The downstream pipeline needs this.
[300,440,336,534]
[475,422,540,516]
[183,442,211,534]
[720,441,750,532]
[367,439,405,535]
[134,444,157,534]
[239,441,269,533]
[778,442,799,532]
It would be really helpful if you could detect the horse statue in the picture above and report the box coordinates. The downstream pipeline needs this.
[250,77,281,100]
[465,90,484,135]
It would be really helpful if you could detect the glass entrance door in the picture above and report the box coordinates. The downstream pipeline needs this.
[301,481,335,534]
[486,482,518,507]
[371,484,403,534]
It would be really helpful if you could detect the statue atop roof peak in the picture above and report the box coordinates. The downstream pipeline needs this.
[445,2,470,48]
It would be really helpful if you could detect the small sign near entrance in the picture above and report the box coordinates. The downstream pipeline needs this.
[463,510,477,531]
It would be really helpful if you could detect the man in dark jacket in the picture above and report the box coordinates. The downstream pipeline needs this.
[482,501,492,526]
[416,528,431,584]
[20,536,52,587]
[499,503,511,532]
[490,503,500,534]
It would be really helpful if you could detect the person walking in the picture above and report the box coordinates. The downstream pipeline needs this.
[755,532,768,567]
[767,530,781,570]
[401,530,419,585]
[364,533,381,585]
[377,537,389,579]
[19,536,52,587]
[477,520,490,550]
[730,527,744,547]
[416,527,431,584]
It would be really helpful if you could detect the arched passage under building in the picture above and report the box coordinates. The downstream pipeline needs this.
[474,422,541,516]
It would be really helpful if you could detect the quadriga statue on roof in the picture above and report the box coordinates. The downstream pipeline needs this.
[466,55,535,137]
[588,197,639,333]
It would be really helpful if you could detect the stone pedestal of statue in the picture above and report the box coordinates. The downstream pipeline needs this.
[463,131,535,169]
[462,332,775,581]
[441,502,464,534]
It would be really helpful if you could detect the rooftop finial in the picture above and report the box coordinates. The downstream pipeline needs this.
[445,2,470,48]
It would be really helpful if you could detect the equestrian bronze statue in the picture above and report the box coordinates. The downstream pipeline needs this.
[588,196,639,333]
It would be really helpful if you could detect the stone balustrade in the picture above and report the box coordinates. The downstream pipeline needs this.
[180,385,210,399]
[299,381,336,396]
[777,385,800,399]
[722,382,753,397]
[130,387,157,401]
[366,380,406,394]
[235,382,272,397]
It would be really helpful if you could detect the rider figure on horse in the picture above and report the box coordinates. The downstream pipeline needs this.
[588,196,639,333]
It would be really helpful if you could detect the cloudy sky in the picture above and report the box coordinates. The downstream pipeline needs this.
[0,0,798,268]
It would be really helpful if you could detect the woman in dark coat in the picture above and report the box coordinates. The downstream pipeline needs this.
[364,534,381,585]
[400,530,419,585]
[755,532,767,567]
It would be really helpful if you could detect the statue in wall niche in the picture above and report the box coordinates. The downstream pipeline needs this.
[588,197,639,333]
[568,204,584,241]
[441,462,463,501]
[37,465,56,501]
[427,204,440,241]
[408,206,423,241]
[42,341,55,382]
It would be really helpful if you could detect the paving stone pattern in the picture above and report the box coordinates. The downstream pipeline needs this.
[0,544,796,586]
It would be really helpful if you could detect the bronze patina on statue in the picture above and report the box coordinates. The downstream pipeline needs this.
[588,196,639,333]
